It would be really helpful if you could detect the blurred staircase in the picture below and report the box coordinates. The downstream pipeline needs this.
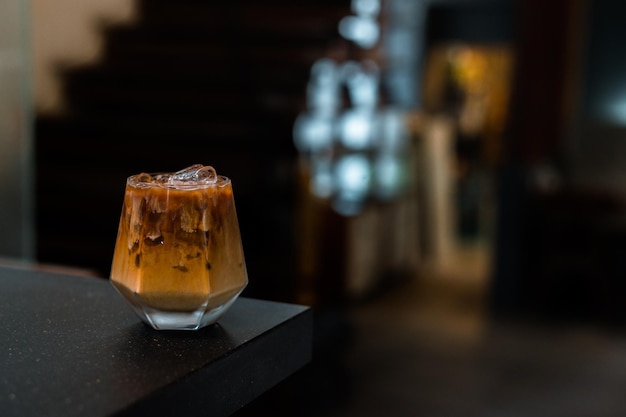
[35,0,350,302]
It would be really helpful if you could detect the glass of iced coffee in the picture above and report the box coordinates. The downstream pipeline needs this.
[110,164,248,330]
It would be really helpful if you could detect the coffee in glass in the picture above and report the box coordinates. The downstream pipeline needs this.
[110,164,248,330]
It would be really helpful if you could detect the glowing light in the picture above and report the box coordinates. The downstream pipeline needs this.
[341,60,380,108]
[293,113,334,153]
[334,154,371,198]
[373,153,406,200]
[339,16,380,49]
[605,97,626,124]
[310,156,334,198]
[352,0,380,17]
[310,58,339,85]
[377,108,408,151]
[292,0,416,216]
[332,153,371,216]
[307,58,341,114]
[336,109,374,150]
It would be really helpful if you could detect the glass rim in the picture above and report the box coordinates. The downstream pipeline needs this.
[127,172,231,190]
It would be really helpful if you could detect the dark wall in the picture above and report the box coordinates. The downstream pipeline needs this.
[425,0,514,46]
[490,0,626,325]
[582,0,626,124]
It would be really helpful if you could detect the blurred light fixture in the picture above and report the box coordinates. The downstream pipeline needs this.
[310,155,335,198]
[376,108,408,151]
[335,154,371,197]
[294,0,414,217]
[336,108,375,150]
[373,153,407,200]
[342,60,379,108]
[352,0,381,17]
[333,154,372,216]
[339,0,381,49]
[293,112,335,153]
[307,58,341,114]
[339,16,380,49]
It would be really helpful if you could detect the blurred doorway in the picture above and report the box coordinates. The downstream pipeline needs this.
[418,0,515,289]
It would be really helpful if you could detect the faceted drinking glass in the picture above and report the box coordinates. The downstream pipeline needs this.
[110,164,248,330]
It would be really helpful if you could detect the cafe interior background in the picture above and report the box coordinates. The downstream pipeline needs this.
[4,0,626,415]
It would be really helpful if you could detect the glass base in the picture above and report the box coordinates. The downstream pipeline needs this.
[139,298,238,331]
[111,282,243,331]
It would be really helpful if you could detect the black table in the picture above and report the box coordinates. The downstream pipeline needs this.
[0,265,312,417]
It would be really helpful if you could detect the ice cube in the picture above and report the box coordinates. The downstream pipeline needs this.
[195,165,218,184]
[173,164,204,181]
[135,173,153,184]
[167,164,217,187]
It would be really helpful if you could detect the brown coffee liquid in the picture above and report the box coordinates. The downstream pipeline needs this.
[110,176,247,312]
